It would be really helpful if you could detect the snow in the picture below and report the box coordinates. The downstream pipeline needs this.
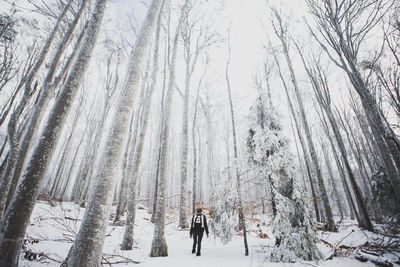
[20,201,399,267]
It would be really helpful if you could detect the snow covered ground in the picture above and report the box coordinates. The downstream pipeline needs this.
[20,201,399,267]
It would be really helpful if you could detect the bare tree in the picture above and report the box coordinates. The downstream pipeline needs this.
[5,1,89,209]
[177,0,219,228]
[0,0,73,222]
[301,52,373,230]
[61,0,164,265]
[270,8,336,231]
[306,0,400,203]
[225,35,249,256]
[150,0,189,257]
[121,1,165,250]
[0,0,106,265]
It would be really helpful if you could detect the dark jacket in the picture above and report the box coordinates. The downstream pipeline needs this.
[190,213,209,235]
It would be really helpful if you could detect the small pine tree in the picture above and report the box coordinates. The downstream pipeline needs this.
[247,91,322,262]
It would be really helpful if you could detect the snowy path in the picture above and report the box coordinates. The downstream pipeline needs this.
[22,202,394,267]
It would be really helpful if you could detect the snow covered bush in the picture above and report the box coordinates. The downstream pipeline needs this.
[209,179,237,245]
[247,91,322,262]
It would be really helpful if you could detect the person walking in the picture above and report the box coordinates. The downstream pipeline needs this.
[190,208,209,256]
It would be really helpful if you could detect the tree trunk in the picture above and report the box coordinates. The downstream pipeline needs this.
[121,6,164,249]
[301,54,373,230]
[5,1,88,208]
[322,143,344,219]
[0,0,105,265]
[178,48,190,229]
[62,0,163,265]
[306,0,400,203]
[225,39,249,256]
[0,1,73,221]
[271,48,321,222]
[150,0,188,257]
[271,9,336,231]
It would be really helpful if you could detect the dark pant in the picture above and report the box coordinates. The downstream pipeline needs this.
[192,231,204,253]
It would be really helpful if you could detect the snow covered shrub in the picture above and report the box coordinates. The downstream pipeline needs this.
[209,180,237,245]
[247,91,322,262]
[270,177,323,262]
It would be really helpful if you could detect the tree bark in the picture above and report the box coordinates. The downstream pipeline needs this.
[5,1,88,208]
[306,0,400,203]
[121,5,164,249]
[0,0,73,221]
[301,53,373,230]
[150,0,188,257]
[62,0,163,265]
[271,9,336,231]
[225,38,249,256]
[0,0,105,265]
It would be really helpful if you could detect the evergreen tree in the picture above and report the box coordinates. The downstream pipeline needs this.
[247,90,322,262]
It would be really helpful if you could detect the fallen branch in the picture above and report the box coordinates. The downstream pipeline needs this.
[101,253,140,265]
[355,248,393,267]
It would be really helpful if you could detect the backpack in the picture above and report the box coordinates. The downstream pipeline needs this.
[193,214,204,230]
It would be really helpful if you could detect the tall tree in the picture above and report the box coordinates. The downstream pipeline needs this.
[0,0,106,265]
[3,0,88,210]
[247,86,322,263]
[270,8,336,231]
[306,0,400,203]
[225,36,249,256]
[271,48,321,222]
[298,51,373,230]
[62,0,164,265]
[178,0,219,228]
[121,1,165,250]
[0,0,73,221]
[150,0,189,257]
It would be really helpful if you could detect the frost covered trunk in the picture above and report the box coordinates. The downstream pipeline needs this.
[302,57,374,230]
[150,0,188,257]
[321,103,373,230]
[225,43,249,256]
[115,91,142,222]
[178,42,191,230]
[328,132,359,220]
[4,0,88,209]
[271,10,336,231]
[203,95,215,205]
[0,1,73,222]
[322,150,344,219]
[73,87,114,206]
[121,5,164,250]
[271,49,321,222]
[62,0,163,265]
[0,0,104,265]
[191,77,201,214]
[306,0,400,204]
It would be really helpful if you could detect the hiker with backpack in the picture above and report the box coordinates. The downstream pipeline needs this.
[190,208,209,256]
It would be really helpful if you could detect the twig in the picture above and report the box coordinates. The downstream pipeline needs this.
[101,253,140,265]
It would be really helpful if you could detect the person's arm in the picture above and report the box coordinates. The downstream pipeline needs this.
[190,216,194,236]
[204,215,209,236]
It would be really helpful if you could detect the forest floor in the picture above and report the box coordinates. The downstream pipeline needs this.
[20,201,400,267]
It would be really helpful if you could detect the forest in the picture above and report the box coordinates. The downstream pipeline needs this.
[0,0,399,266]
